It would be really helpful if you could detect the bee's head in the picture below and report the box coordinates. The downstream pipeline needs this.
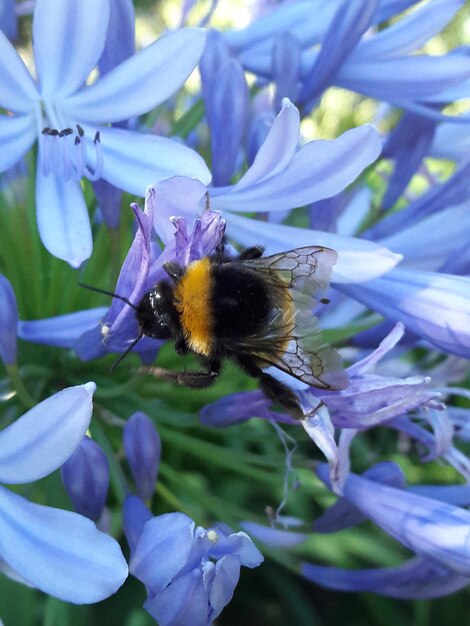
[137,282,175,340]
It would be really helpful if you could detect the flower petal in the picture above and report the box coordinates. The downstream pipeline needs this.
[18,308,107,348]
[0,485,127,603]
[80,123,211,195]
[336,54,470,100]
[36,172,92,267]
[234,99,300,190]
[0,383,95,484]
[301,557,470,599]
[131,512,196,593]
[123,494,153,555]
[211,125,382,211]
[208,58,249,187]
[144,568,210,626]
[354,0,465,60]
[299,0,378,105]
[33,0,109,98]
[341,267,470,357]
[63,28,206,123]
[208,555,241,620]
[0,31,38,111]
[318,463,470,575]
[224,212,402,284]
[0,113,36,173]
[98,0,135,75]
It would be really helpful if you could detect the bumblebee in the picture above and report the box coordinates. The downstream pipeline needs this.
[130,244,348,418]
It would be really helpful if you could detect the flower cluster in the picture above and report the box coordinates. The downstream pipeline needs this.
[1,0,470,624]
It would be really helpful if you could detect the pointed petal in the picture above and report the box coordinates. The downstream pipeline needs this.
[211,125,382,211]
[18,308,107,348]
[0,383,95,484]
[0,31,38,111]
[63,28,206,123]
[337,54,470,100]
[209,555,241,620]
[224,212,402,284]
[235,99,300,190]
[0,113,36,172]
[80,123,211,195]
[302,557,470,599]
[36,171,92,267]
[302,407,343,494]
[33,0,109,98]
[0,486,127,603]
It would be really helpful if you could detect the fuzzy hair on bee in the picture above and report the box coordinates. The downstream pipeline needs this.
[82,244,348,419]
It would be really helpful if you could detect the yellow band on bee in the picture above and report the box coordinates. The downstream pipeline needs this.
[174,257,213,356]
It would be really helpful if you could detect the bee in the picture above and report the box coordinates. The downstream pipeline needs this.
[83,244,348,418]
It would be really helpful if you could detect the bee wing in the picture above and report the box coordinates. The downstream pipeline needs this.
[236,247,348,390]
[241,246,337,294]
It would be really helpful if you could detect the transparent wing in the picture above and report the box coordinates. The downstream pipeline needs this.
[233,247,348,390]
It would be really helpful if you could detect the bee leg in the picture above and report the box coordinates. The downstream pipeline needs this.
[163,262,184,282]
[238,246,264,260]
[141,359,221,389]
[235,355,303,419]
[258,373,304,420]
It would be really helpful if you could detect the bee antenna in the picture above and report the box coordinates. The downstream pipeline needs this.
[79,282,138,311]
[110,328,144,372]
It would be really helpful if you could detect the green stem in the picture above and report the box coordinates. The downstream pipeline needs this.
[5,364,35,408]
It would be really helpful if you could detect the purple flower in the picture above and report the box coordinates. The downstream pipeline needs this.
[127,505,263,626]
[0,0,210,266]
[0,275,18,365]
[0,383,128,602]
[61,436,110,522]
[123,412,161,501]
[76,191,225,362]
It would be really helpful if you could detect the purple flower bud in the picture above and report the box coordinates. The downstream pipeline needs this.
[272,31,301,111]
[123,412,161,501]
[0,275,18,365]
[61,436,110,521]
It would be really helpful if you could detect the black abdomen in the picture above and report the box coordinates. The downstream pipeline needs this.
[211,264,271,339]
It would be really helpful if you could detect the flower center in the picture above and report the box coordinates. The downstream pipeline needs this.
[39,124,103,182]
[206,529,218,543]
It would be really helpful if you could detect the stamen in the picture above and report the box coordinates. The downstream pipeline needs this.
[85,131,103,181]
[206,530,218,543]
[76,124,84,137]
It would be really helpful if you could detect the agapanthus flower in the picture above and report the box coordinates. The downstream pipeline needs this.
[221,0,470,119]
[0,0,210,266]
[0,383,128,602]
[302,461,470,598]
[125,501,263,626]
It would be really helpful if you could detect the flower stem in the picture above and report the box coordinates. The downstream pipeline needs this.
[5,364,35,408]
